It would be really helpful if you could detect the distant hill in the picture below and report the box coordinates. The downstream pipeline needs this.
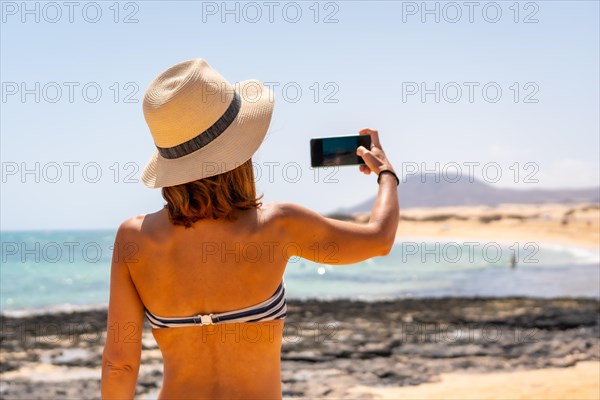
[337,176,600,213]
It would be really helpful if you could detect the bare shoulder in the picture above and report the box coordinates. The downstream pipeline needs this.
[115,214,146,242]
[117,207,169,237]
[118,214,145,231]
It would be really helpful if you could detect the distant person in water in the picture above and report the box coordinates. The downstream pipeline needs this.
[100,58,400,399]
[510,251,517,269]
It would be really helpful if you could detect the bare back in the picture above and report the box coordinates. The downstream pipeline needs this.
[128,203,288,399]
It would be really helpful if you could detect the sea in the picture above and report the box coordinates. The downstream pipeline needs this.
[1,230,599,316]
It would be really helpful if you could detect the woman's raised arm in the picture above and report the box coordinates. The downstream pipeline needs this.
[275,128,400,265]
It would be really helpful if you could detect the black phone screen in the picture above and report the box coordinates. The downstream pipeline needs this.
[310,134,372,167]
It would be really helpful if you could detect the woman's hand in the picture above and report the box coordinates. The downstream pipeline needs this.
[356,128,394,175]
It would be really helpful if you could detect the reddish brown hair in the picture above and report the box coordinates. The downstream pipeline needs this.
[161,159,263,227]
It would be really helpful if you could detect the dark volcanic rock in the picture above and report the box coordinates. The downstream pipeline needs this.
[1,297,599,399]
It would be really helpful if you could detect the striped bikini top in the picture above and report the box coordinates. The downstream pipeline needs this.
[145,280,287,329]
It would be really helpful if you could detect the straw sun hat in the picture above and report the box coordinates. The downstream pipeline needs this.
[141,58,275,188]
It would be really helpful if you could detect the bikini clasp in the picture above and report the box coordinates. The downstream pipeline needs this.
[196,313,214,325]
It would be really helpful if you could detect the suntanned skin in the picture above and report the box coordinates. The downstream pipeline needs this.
[101,129,400,399]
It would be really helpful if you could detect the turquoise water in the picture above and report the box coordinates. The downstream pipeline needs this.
[1,230,599,314]
[1,230,115,313]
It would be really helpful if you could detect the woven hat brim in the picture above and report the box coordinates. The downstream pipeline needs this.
[141,79,274,188]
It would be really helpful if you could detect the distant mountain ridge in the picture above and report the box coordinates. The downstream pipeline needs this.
[338,176,600,213]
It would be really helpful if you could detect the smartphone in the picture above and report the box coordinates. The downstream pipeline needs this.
[310,134,372,168]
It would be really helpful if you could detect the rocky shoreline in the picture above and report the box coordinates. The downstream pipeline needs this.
[1,297,599,399]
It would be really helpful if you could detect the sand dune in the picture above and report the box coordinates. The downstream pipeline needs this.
[355,203,599,248]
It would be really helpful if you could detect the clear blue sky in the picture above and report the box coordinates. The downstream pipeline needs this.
[1,0,599,230]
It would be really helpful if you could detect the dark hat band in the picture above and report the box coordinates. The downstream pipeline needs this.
[156,91,241,160]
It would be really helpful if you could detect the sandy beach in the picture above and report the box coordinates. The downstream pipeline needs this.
[349,361,600,399]
[389,202,600,249]
[1,202,599,399]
